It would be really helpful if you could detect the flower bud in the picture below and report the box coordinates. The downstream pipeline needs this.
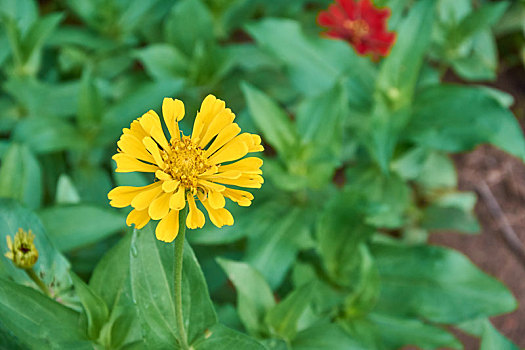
[5,229,38,269]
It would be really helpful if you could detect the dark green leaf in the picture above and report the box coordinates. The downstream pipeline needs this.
[372,243,517,323]
[38,205,125,252]
[292,324,366,350]
[217,257,275,336]
[0,143,41,209]
[193,323,265,350]
[135,44,188,80]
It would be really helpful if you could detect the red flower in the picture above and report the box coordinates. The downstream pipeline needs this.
[317,0,396,58]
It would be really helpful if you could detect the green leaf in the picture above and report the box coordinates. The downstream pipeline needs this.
[135,44,188,80]
[421,204,480,234]
[407,85,525,161]
[372,243,517,323]
[164,0,214,57]
[376,0,435,109]
[130,225,216,347]
[241,82,298,160]
[103,79,183,134]
[0,277,87,348]
[292,324,366,350]
[0,199,72,292]
[13,117,81,154]
[451,31,498,81]
[480,321,519,350]
[246,18,372,96]
[217,258,275,336]
[72,166,112,206]
[265,283,313,340]
[454,1,509,44]
[71,272,109,340]
[90,233,143,349]
[77,68,104,127]
[368,313,461,349]
[193,323,265,350]
[55,174,81,204]
[0,143,41,209]
[20,13,63,65]
[38,205,125,252]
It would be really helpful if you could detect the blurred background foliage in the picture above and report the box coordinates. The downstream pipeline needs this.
[0,0,525,349]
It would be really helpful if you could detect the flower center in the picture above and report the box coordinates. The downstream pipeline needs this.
[162,135,211,189]
[343,19,369,42]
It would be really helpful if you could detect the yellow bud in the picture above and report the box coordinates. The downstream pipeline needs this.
[5,228,38,269]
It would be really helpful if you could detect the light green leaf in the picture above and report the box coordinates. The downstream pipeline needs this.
[217,257,275,336]
[0,143,41,209]
[135,44,188,80]
[372,243,517,323]
[368,313,461,349]
[71,272,109,340]
[13,117,81,154]
[38,205,125,252]
[265,283,313,340]
[164,0,214,56]
[480,321,519,350]
[242,82,298,160]
[292,324,366,350]
[77,68,104,127]
[407,85,525,161]
[55,174,81,205]
[453,1,509,44]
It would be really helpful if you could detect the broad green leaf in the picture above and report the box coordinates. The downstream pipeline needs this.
[453,1,509,44]
[38,205,125,252]
[217,258,275,336]
[192,323,265,350]
[246,18,372,96]
[0,0,38,34]
[421,204,480,234]
[242,82,298,160]
[130,225,216,348]
[246,208,312,289]
[12,117,81,154]
[480,321,519,350]
[0,199,71,288]
[164,0,214,56]
[135,44,188,80]
[292,324,366,350]
[451,31,498,81]
[371,243,517,323]
[71,272,109,340]
[55,174,81,204]
[407,85,525,161]
[90,233,143,349]
[20,13,63,69]
[0,277,87,348]
[376,0,435,109]
[368,313,461,349]
[265,283,313,340]
[72,166,112,206]
[0,143,41,209]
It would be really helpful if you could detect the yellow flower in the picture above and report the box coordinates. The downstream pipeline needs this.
[5,228,39,269]
[108,95,264,242]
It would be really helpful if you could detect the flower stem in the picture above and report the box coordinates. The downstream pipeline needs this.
[174,206,189,350]
[25,268,51,297]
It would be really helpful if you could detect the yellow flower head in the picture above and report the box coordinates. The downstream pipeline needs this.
[108,95,264,242]
[5,228,39,269]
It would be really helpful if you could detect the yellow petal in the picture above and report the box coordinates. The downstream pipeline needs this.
[126,208,150,229]
[170,186,186,210]
[162,180,179,193]
[162,97,185,139]
[211,174,263,188]
[223,188,254,206]
[149,191,171,220]
[117,134,154,163]
[139,110,170,151]
[201,200,234,228]
[208,191,225,209]
[6,236,12,251]
[155,170,172,181]
[113,153,158,173]
[198,179,226,193]
[130,182,163,210]
[186,193,205,229]
[143,136,165,168]
[191,95,226,143]
[123,120,148,141]
[218,157,263,174]
[201,170,242,180]
[108,183,157,208]
[208,135,249,165]
[204,123,241,157]
[155,209,180,242]
[198,108,235,148]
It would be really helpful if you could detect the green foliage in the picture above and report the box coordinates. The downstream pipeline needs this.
[0,0,523,348]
